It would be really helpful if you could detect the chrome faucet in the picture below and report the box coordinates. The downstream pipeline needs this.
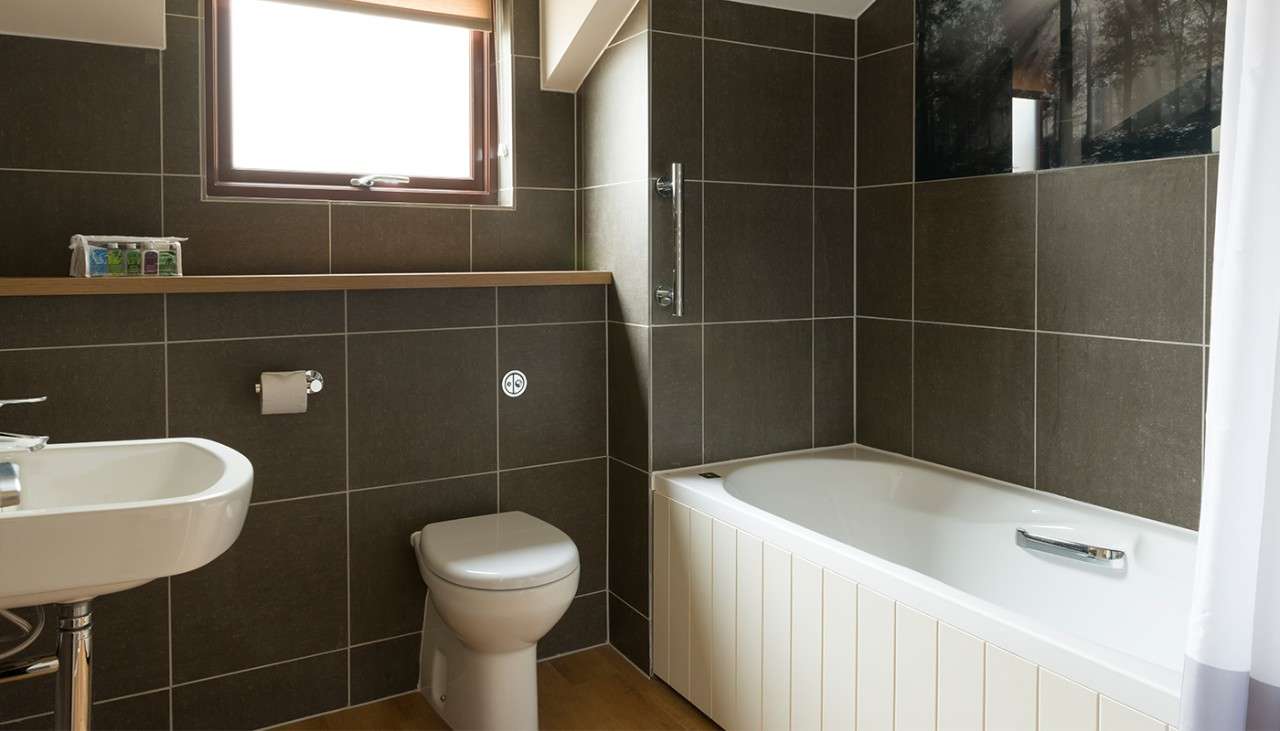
[0,397,49,453]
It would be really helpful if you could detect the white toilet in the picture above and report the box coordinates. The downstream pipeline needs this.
[410,511,579,730]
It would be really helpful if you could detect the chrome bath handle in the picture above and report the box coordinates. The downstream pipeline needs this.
[1016,528,1126,568]
[655,163,684,317]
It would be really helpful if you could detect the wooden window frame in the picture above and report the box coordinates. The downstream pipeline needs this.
[204,0,498,204]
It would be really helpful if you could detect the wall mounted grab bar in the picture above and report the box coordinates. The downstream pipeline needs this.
[655,163,684,317]
[1015,528,1126,568]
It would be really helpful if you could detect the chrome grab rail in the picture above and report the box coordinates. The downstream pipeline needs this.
[1015,528,1126,568]
[654,162,684,317]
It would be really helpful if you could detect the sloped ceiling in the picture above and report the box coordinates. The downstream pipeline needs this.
[731,0,876,20]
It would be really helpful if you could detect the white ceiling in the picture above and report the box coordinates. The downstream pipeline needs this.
[725,0,876,21]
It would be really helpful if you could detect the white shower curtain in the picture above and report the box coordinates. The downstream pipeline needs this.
[1180,0,1280,728]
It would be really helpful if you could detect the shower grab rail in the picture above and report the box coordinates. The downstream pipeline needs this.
[1015,528,1126,568]
[654,163,684,317]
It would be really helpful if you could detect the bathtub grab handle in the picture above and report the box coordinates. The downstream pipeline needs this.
[1016,529,1126,568]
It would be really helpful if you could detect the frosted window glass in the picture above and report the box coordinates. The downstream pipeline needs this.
[229,0,474,179]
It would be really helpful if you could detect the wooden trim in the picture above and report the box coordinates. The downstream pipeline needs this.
[0,272,612,297]
[204,0,498,205]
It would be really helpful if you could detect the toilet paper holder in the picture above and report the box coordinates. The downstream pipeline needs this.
[254,370,325,396]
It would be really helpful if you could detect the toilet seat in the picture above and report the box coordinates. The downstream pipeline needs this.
[414,511,578,591]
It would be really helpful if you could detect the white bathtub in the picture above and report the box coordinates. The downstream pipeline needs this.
[651,445,1195,730]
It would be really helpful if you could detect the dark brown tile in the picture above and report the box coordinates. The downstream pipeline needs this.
[815,318,855,447]
[167,336,346,502]
[704,0,812,51]
[815,57,856,187]
[816,14,856,57]
[0,170,161,277]
[705,42,813,185]
[166,0,199,14]
[0,295,162,348]
[608,459,650,611]
[351,634,423,705]
[650,32,703,180]
[540,592,607,659]
[651,181,704,324]
[652,0,702,34]
[916,174,1036,328]
[703,183,812,321]
[500,458,608,593]
[858,0,913,56]
[166,292,345,340]
[856,184,912,318]
[350,475,497,643]
[163,16,200,174]
[582,181,650,324]
[94,690,170,731]
[499,323,607,467]
[0,345,165,444]
[1207,155,1218,342]
[609,593,651,673]
[1037,335,1203,528]
[330,204,470,273]
[815,188,856,317]
[705,321,812,461]
[857,45,914,186]
[348,329,496,487]
[855,317,912,454]
[515,57,577,188]
[163,177,330,274]
[173,650,347,731]
[652,325,703,470]
[498,285,605,324]
[472,189,576,271]
[171,496,347,682]
[0,35,160,172]
[609,322,651,469]
[1038,157,1206,343]
[513,0,540,56]
[914,324,1034,485]
[347,287,495,332]
[578,36,649,186]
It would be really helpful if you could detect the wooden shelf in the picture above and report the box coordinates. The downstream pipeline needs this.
[0,271,613,297]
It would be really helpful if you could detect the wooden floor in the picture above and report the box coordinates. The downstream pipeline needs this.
[279,646,718,731]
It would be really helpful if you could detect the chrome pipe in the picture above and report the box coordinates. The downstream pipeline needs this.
[54,602,92,731]
[655,162,684,317]
[0,655,57,685]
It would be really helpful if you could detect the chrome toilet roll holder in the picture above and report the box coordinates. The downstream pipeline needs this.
[254,370,325,396]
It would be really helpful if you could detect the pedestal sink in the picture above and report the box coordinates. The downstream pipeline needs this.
[0,437,253,730]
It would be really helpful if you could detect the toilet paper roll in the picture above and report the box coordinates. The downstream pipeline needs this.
[259,371,309,415]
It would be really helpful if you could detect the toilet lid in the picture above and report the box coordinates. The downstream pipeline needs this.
[417,511,579,590]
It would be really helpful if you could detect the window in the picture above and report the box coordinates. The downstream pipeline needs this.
[206,0,497,203]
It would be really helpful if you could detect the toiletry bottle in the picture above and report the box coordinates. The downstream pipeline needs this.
[88,245,109,277]
[157,243,179,276]
[124,243,142,276]
[142,243,159,275]
[106,243,126,277]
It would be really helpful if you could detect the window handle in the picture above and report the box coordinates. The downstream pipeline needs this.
[350,174,411,188]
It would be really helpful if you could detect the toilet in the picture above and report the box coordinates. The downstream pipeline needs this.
[410,511,579,730]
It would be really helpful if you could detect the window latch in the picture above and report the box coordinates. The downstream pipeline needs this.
[350,174,411,188]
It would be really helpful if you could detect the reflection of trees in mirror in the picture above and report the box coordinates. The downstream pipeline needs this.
[915,0,1225,181]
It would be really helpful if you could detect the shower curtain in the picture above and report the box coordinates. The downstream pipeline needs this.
[1180,0,1280,728]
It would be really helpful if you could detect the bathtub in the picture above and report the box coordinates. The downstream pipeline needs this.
[651,445,1195,730]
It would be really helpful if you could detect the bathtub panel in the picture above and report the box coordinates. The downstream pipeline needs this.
[791,557,824,731]
[653,494,671,680]
[762,543,792,731]
[821,570,858,731]
[857,585,895,731]
[689,509,713,713]
[667,499,692,696]
[1099,697,1165,731]
[736,532,764,731]
[1039,668,1098,731]
[986,644,1037,731]
[895,603,938,731]
[938,622,985,731]
[711,519,737,725]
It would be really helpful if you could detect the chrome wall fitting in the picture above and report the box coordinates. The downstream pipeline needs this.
[1016,529,1127,568]
[655,162,684,317]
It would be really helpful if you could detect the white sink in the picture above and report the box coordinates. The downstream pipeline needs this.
[0,438,253,610]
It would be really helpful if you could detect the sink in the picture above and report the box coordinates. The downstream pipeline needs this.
[0,438,253,610]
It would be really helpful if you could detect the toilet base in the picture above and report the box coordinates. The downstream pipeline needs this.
[418,596,539,731]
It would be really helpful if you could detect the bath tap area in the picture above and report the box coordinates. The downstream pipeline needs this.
[0,0,1277,729]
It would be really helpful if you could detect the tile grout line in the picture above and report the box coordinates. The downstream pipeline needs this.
[159,27,174,725]
[651,27,853,60]
[1033,172,1039,490]
[810,20,817,450]
[700,4,707,466]
[343,289,352,707]
[852,315,1207,348]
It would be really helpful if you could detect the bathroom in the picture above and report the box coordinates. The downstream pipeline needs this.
[0,0,1274,729]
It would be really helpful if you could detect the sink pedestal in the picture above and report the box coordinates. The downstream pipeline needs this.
[54,601,92,731]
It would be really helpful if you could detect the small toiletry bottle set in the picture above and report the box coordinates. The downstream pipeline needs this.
[69,235,185,278]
